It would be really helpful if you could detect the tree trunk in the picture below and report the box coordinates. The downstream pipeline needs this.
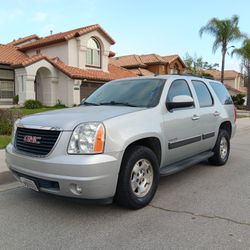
[247,66,250,110]
[221,49,226,83]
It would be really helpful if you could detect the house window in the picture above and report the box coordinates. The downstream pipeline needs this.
[0,81,14,99]
[0,69,14,99]
[171,64,178,74]
[86,37,101,67]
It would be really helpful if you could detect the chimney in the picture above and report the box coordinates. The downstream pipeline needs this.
[50,30,53,35]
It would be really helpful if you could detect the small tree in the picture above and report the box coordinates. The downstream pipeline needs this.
[183,53,217,78]
[232,39,250,109]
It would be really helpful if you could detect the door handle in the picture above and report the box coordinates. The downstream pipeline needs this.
[192,114,200,120]
[213,111,220,116]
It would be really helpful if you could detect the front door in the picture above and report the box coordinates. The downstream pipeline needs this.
[163,79,201,165]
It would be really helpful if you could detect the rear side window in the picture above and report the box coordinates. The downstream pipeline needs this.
[192,80,213,107]
[167,79,192,102]
[209,81,233,105]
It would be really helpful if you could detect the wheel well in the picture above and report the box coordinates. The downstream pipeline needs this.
[219,121,232,138]
[124,137,162,165]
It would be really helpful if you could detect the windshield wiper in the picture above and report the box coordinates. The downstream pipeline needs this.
[82,101,100,106]
[99,101,138,107]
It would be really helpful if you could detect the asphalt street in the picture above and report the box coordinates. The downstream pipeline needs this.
[0,118,250,250]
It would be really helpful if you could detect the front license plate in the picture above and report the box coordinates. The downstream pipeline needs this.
[20,177,39,192]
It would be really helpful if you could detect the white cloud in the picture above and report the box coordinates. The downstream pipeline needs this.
[32,12,48,22]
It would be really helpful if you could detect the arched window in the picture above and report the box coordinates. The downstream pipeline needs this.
[86,37,101,67]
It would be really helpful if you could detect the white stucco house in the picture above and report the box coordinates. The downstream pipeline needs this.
[0,24,135,106]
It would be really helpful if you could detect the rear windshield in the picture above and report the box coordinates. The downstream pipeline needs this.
[209,82,233,105]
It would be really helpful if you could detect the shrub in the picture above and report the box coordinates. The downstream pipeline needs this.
[24,99,43,109]
[13,95,19,105]
[53,99,66,108]
[231,94,245,106]
[0,109,22,135]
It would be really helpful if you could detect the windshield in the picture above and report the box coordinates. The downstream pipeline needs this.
[82,78,165,108]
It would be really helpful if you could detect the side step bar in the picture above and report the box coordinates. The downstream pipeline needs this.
[160,151,214,176]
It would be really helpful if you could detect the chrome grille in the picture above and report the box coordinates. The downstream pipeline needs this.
[15,127,61,156]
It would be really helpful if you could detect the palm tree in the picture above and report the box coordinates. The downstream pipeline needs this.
[199,15,245,83]
[232,39,250,109]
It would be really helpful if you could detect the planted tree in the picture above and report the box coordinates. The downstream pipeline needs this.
[199,15,245,83]
[232,39,250,109]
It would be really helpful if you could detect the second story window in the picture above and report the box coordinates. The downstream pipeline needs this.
[86,37,101,67]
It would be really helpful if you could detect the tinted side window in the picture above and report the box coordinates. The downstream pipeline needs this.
[192,80,213,107]
[167,79,192,102]
[210,81,233,105]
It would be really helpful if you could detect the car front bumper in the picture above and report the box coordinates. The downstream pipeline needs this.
[5,143,123,202]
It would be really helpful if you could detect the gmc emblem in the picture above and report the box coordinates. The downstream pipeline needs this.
[23,135,41,144]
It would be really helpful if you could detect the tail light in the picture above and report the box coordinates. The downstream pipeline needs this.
[234,106,237,122]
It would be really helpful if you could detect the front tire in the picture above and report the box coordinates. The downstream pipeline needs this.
[115,145,159,209]
[209,129,230,166]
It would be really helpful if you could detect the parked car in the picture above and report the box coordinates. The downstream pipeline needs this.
[5,75,236,209]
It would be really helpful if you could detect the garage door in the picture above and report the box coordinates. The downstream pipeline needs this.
[80,82,102,101]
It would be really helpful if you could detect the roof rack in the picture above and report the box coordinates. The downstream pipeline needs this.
[171,73,214,80]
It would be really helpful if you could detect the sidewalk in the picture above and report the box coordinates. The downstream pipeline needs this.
[0,149,15,185]
[237,109,250,117]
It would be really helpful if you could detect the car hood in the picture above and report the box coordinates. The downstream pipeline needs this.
[19,106,146,130]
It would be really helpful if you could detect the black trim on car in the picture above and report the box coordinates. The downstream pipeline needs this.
[168,135,202,149]
[202,132,215,140]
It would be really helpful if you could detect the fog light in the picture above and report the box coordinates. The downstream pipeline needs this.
[69,183,83,195]
[76,185,82,194]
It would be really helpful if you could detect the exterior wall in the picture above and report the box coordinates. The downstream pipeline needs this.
[15,59,58,106]
[26,42,69,65]
[56,72,80,107]
[68,30,112,72]
[147,64,165,75]
[168,60,185,74]
[224,79,235,89]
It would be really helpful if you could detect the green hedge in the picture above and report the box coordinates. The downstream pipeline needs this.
[24,99,43,109]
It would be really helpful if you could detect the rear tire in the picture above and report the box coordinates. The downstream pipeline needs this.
[115,145,159,209]
[209,129,230,166]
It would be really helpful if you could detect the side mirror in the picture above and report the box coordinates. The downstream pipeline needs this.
[166,95,194,110]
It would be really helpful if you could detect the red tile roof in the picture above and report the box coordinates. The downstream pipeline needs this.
[0,44,28,65]
[109,55,147,68]
[205,69,243,80]
[49,58,136,81]
[18,24,115,51]
[140,54,166,65]
[130,68,154,76]
[7,34,39,46]
[111,53,186,68]
[12,54,47,67]
[162,54,186,67]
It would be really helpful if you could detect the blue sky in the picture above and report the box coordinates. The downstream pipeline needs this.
[1,0,249,71]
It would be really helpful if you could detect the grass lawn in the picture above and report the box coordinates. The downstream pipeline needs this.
[11,106,66,116]
[0,135,11,149]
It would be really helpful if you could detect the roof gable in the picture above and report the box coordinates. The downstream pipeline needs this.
[18,24,115,51]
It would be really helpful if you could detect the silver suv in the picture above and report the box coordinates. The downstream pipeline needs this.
[6,75,236,209]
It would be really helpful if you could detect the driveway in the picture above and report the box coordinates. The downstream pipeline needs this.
[0,118,250,250]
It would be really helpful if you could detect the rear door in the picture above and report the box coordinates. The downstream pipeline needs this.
[191,79,220,152]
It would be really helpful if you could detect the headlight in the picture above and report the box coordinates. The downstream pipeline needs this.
[68,122,105,154]
[11,119,20,145]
